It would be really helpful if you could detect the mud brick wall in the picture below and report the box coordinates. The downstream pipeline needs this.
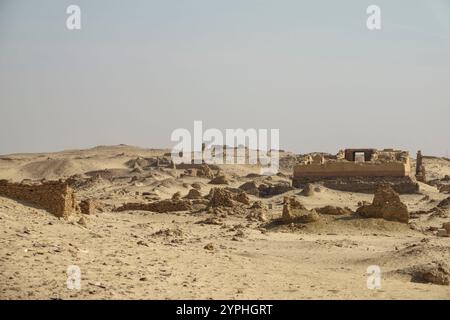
[293,161,410,179]
[0,180,77,218]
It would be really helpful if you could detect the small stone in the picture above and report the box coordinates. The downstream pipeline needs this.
[137,240,149,247]
[77,216,87,227]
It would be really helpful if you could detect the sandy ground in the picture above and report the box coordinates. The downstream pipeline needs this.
[0,145,449,300]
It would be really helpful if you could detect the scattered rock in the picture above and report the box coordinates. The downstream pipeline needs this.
[356,184,409,223]
[196,217,223,225]
[199,165,214,178]
[246,201,268,222]
[281,196,319,224]
[316,206,352,215]
[77,216,88,227]
[208,188,235,207]
[238,181,260,196]
[184,189,203,200]
[259,182,294,197]
[207,188,250,208]
[115,198,192,213]
[209,175,229,185]
[152,227,184,238]
[234,192,250,205]
[300,183,314,196]
[284,196,306,210]
[171,192,181,201]
[137,240,149,247]
[191,183,202,190]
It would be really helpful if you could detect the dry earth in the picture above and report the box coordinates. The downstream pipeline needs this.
[0,145,449,299]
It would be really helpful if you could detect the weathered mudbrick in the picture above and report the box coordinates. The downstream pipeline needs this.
[0,179,77,218]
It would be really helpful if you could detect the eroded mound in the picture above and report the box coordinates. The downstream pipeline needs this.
[115,198,192,213]
[316,205,352,215]
[281,196,320,224]
[407,261,450,286]
[356,184,409,223]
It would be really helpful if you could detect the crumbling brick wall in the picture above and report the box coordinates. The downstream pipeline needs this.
[0,180,77,218]
[114,199,192,213]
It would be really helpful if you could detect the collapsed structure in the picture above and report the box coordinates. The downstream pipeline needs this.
[0,179,77,218]
[356,184,409,223]
[415,150,426,183]
[292,148,419,194]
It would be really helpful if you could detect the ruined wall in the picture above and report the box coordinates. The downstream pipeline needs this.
[115,199,192,213]
[292,176,419,194]
[0,180,77,218]
[344,149,376,162]
[293,161,410,178]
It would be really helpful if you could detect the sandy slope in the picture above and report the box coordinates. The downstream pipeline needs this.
[0,145,449,300]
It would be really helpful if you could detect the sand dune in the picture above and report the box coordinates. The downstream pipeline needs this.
[0,145,449,299]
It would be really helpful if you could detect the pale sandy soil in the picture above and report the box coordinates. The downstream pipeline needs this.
[0,145,449,300]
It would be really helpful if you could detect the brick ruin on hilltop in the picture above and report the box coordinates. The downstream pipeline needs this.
[292,148,419,194]
[0,180,77,218]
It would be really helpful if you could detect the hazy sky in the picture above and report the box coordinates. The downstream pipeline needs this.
[1,0,449,156]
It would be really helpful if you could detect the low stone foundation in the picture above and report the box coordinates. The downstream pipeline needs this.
[292,176,419,194]
[0,179,77,218]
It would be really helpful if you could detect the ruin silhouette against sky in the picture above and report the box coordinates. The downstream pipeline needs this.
[1,0,449,156]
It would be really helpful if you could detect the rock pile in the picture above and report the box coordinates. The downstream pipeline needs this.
[184,189,203,199]
[209,175,229,185]
[197,165,214,178]
[206,188,252,216]
[281,196,319,224]
[115,198,192,213]
[246,201,268,222]
[356,184,409,223]
[409,261,450,286]
[238,180,294,197]
[183,164,214,179]
[207,188,237,207]
[437,222,450,237]
[171,192,181,201]
[316,205,352,215]
[238,181,259,196]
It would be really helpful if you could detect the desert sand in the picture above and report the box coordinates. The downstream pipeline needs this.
[0,145,449,300]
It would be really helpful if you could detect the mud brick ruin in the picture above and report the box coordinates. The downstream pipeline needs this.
[292,148,419,194]
[415,150,427,183]
[0,180,77,218]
